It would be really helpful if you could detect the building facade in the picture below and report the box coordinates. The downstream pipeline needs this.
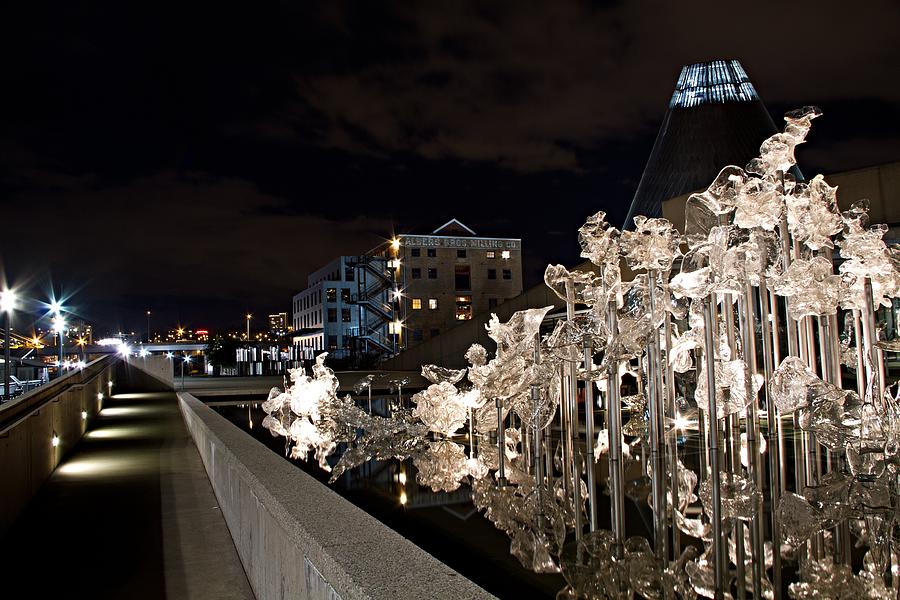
[291,256,395,362]
[290,218,523,364]
[268,312,288,336]
[383,219,523,349]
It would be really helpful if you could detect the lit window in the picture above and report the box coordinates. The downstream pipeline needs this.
[412,298,422,310]
[501,250,511,259]
[486,250,495,259]
[341,289,351,303]
[428,298,438,310]
[326,288,337,302]
[455,295,472,321]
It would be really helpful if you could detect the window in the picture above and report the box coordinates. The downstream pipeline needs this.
[457,249,466,258]
[455,295,472,321]
[501,250,511,259]
[412,329,423,342]
[428,298,438,310]
[412,268,421,279]
[428,268,438,279]
[486,250,495,259]
[341,308,351,322]
[502,269,512,280]
[345,267,354,282]
[411,248,421,257]
[430,328,440,338]
[341,288,351,303]
[427,248,437,258]
[326,288,336,302]
[327,335,338,350]
[489,298,498,309]
[412,298,422,310]
[487,268,497,280]
[454,265,470,290]
[327,308,337,323]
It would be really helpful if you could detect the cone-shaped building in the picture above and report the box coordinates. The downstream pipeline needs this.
[623,60,779,228]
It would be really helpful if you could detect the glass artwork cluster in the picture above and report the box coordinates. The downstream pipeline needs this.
[261,108,900,599]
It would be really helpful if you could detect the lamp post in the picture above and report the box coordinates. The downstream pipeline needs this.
[245,313,252,341]
[1,289,16,403]
[182,355,191,390]
[146,309,152,343]
[51,312,66,379]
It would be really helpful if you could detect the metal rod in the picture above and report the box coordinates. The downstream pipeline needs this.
[582,341,598,532]
[607,298,625,552]
[702,297,726,598]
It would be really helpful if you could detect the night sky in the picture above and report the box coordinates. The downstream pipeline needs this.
[3,1,899,334]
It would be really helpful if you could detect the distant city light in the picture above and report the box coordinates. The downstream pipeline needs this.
[49,300,63,315]
[118,344,131,357]
[139,347,149,358]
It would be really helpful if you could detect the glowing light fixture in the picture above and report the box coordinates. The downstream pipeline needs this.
[81,410,88,420]
[52,316,66,334]
[399,491,408,505]
[0,289,17,313]
[51,433,60,447]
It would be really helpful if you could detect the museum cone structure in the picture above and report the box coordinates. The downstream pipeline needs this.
[252,76,900,600]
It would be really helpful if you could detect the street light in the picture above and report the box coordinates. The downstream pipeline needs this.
[1,289,17,403]
[245,313,252,341]
[146,310,152,343]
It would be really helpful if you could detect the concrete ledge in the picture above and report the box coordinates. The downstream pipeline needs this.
[178,392,496,600]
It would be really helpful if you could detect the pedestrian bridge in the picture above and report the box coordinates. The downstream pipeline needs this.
[0,355,491,599]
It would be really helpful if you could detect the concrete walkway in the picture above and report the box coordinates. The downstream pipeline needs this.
[0,391,254,599]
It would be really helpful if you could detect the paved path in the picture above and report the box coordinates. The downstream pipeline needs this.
[0,391,254,599]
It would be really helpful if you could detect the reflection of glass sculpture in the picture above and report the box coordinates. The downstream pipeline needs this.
[258,108,900,599]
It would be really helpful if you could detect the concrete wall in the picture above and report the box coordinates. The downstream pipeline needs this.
[116,354,174,393]
[0,356,117,536]
[178,392,496,600]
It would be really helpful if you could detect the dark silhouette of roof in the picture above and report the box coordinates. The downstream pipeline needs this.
[623,59,779,228]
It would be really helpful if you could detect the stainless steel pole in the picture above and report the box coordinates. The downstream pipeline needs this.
[702,297,725,598]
